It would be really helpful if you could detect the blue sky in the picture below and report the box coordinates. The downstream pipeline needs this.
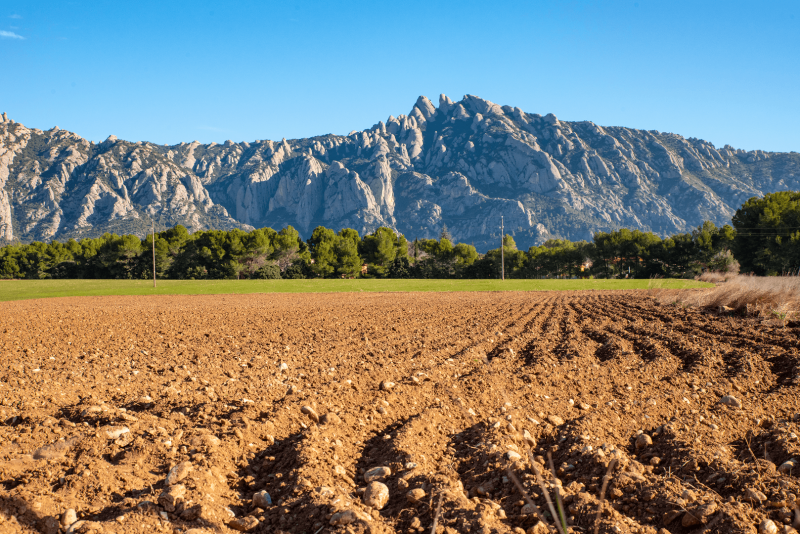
[1,0,798,152]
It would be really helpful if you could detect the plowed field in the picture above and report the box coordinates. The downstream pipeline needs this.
[1,292,799,534]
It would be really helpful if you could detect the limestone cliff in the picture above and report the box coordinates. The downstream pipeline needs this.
[1,95,798,250]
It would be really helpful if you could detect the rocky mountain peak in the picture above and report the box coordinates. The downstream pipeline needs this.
[438,94,455,114]
[413,95,437,121]
[1,94,798,249]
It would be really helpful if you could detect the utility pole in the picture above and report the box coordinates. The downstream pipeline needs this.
[501,215,505,281]
[152,220,157,288]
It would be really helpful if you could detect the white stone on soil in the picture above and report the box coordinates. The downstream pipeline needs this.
[165,461,193,485]
[363,481,390,510]
[364,466,391,482]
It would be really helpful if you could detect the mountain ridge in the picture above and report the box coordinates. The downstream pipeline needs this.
[1,96,798,251]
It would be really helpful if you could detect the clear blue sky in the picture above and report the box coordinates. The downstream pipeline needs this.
[1,0,798,152]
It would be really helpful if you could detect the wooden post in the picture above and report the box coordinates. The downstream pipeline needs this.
[152,220,156,288]
[501,215,505,281]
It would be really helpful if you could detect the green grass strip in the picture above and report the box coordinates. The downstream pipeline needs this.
[0,278,711,302]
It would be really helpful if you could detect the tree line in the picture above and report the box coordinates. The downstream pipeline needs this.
[0,191,798,279]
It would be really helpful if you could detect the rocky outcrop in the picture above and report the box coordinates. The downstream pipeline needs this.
[1,94,798,249]
[0,120,245,243]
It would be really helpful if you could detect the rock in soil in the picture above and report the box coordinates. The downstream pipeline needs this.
[407,488,425,504]
[364,481,390,510]
[301,405,319,423]
[635,433,653,449]
[759,518,779,534]
[165,461,193,485]
[252,490,272,509]
[364,466,392,482]
[228,516,260,531]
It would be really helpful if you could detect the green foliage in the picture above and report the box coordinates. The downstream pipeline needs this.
[413,237,478,278]
[253,264,281,279]
[586,222,735,279]
[732,191,800,275]
[308,226,338,278]
[360,227,406,277]
[335,229,363,278]
[525,239,592,279]
[3,192,800,281]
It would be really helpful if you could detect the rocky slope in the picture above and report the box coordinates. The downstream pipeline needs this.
[1,96,799,250]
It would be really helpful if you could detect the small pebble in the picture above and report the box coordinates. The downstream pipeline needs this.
[165,461,193,485]
[720,395,742,408]
[744,488,767,503]
[320,412,341,425]
[759,518,778,534]
[330,510,357,526]
[779,459,798,475]
[158,484,186,512]
[364,466,391,482]
[228,516,260,532]
[60,509,77,528]
[301,406,319,423]
[103,426,130,440]
[523,429,536,447]
[407,488,425,504]
[635,434,653,450]
[363,482,390,510]
[682,511,701,528]
[252,490,272,509]
[547,415,564,426]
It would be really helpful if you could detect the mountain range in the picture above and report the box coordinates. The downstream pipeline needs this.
[1,95,798,251]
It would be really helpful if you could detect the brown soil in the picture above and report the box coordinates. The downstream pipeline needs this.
[1,291,799,534]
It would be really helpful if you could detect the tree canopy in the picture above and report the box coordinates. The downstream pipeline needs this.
[2,192,799,279]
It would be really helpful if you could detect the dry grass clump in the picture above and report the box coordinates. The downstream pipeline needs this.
[697,271,737,283]
[655,274,800,321]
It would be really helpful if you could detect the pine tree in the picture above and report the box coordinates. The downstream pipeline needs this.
[440,225,452,242]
